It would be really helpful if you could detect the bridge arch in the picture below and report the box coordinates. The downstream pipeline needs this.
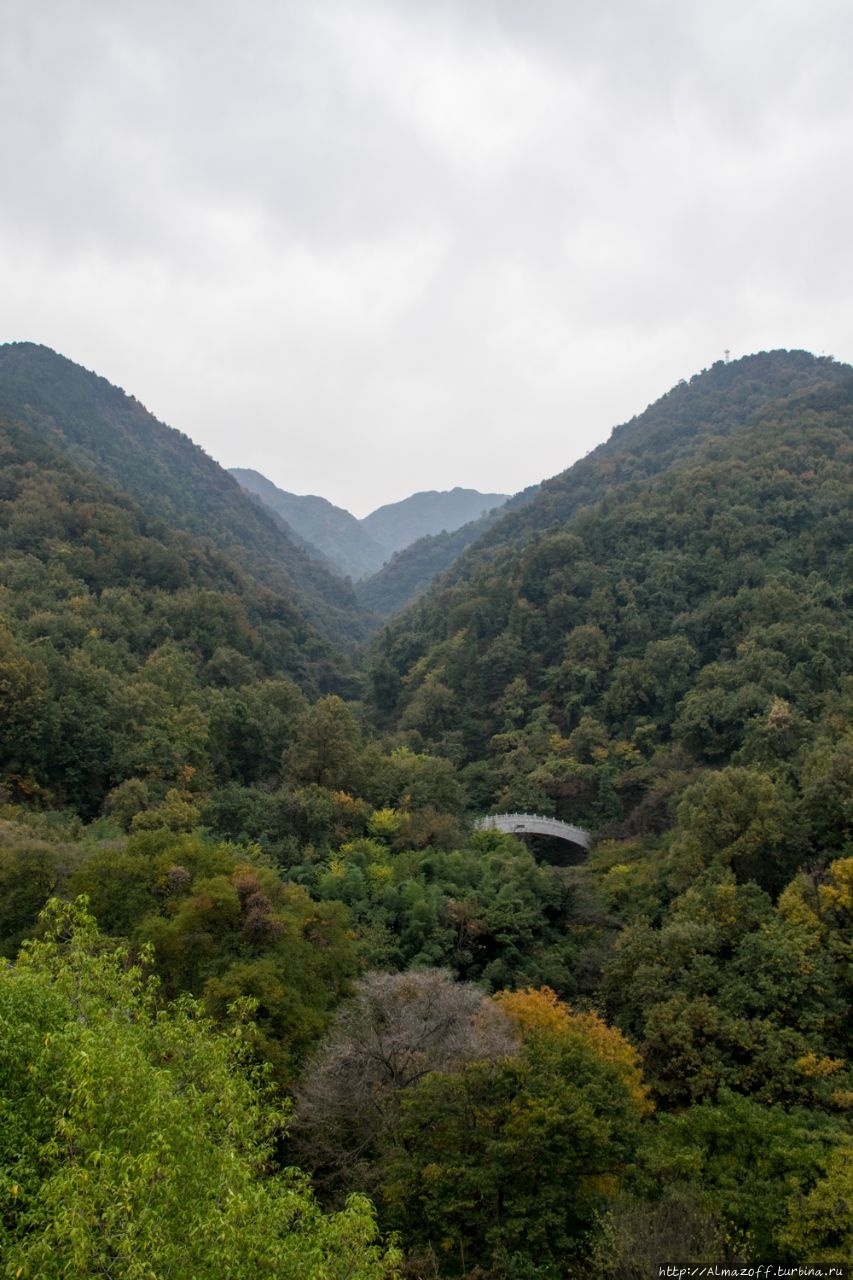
[474,813,591,852]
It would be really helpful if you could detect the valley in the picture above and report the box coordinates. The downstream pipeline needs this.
[0,344,850,1276]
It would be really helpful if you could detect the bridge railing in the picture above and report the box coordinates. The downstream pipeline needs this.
[474,812,591,850]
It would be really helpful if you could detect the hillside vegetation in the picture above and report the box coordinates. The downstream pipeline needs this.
[369,352,853,800]
[0,343,375,650]
[0,348,851,1277]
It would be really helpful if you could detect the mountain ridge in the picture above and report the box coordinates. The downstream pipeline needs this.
[230,466,512,584]
[360,486,510,558]
[367,350,853,806]
[0,343,376,652]
[229,467,389,581]
[430,349,850,590]
[356,485,539,617]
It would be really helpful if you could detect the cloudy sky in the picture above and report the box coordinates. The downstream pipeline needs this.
[3,0,852,516]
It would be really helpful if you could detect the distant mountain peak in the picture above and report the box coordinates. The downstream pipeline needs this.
[229,468,388,581]
[360,487,510,558]
[230,471,512,580]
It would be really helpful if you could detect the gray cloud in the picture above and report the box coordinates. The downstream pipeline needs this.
[2,0,851,514]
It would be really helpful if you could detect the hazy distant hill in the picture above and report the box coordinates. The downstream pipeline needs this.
[229,471,512,586]
[0,344,375,651]
[357,486,538,617]
[230,468,387,581]
[360,487,509,556]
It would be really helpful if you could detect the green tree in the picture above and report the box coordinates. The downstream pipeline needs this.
[646,1091,847,1260]
[383,990,647,1277]
[285,695,365,790]
[0,899,399,1279]
[779,1138,853,1264]
[669,766,805,894]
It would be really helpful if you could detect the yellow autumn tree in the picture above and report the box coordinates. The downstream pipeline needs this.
[494,985,653,1114]
[382,982,649,1274]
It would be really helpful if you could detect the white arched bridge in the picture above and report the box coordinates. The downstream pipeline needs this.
[474,812,591,852]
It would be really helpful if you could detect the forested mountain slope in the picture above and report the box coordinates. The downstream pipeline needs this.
[1,348,852,1274]
[0,409,364,815]
[389,350,848,603]
[368,351,853,841]
[230,467,388,580]
[0,344,375,649]
[362,352,844,622]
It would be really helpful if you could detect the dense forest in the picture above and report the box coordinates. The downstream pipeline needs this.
[0,345,851,1277]
[0,343,376,653]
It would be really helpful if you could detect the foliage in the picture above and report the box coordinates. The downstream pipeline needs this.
[290,969,515,1198]
[494,985,651,1113]
[778,1137,853,1263]
[641,1091,848,1261]
[0,899,399,1279]
[2,348,853,1272]
[292,830,583,989]
[72,832,359,1081]
[382,987,648,1278]
[602,872,851,1109]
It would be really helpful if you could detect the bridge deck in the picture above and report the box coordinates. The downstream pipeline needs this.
[475,812,591,850]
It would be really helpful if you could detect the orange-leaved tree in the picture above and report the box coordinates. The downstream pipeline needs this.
[494,984,653,1115]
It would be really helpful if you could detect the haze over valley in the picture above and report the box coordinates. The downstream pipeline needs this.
[229,465,511,581]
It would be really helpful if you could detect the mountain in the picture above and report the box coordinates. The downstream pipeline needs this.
[0,344,376,651]
[3,345,852,1271]
[360,487,510,557]
[419,349,849,570]
[229,468,387,581]
[367,350,853,842]
[356,486,538,617]
[229,472,513,584]
[0,407,352,814]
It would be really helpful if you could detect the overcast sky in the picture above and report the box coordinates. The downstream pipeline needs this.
[3,0,852,516]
